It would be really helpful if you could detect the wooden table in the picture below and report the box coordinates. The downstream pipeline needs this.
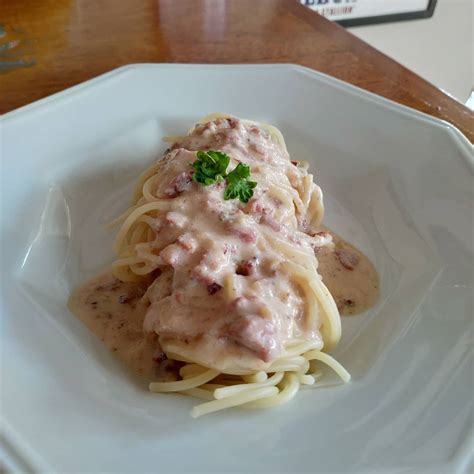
[1,0,472,142]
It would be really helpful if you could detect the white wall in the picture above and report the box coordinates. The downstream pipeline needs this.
[349,0,473,105]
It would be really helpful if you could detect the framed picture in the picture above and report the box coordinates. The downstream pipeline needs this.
[301,0,438,27]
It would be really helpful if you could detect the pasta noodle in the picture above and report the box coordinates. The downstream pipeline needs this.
[110,113,350,416]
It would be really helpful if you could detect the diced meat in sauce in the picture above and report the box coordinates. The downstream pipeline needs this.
[207,282,223,295]
[262,215,281,232]
[335,248,359,270]
[246,199,267,216]
[177,233,198,252]
[228,225,257,243]
[152,349,167,364]
[310,230,330,239]
[118,294,129,304]
[336,298,356,312]
[160,244,186,267]
[192,267,215,286]
[165,212,188,228]
[250,142,266,155]
[192,245,230,286]
[310,231,332,253]
[164,172,192,198]
[225,315,279,362]
[236,257,259,276]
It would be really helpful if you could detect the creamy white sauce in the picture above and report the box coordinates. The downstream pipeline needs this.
[69,117,379,379]
[318,232,379,315]
[68,271,184,381]
[69,234,378,381]
[69,272,157,379]
[125,118,327,373]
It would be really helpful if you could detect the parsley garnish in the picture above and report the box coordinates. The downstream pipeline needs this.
[192,150,230,185]
[191,150,257,203]
[223,163,257,203]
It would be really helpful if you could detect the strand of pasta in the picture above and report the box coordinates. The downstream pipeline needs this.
[297,160,310,172]
[201,383,227,390]
[306,185,324,228]
[242,372,300,409]
[260,230,318,273]
[278,261,319,331]
[179,363,206,379]
[129,222,149,246]
[132,162,163,204]
[267,183,306,219]
[111,250,161,280]
[265,184,298,228]
[113,201,173,253]
[304,350,351,383]
[191,386,280,418]
[306,277,342,352]
[284,340,323,357]
[213,372,284,400]
[299,374,316,385]
[301,174,313,209]
[149,368,219,392]
[223,273,238,301]
[181,388,216,401]
[147,227,154,242]
[148,345,349,417]
[111,266,142,282]
[242,372,268,383]
[142,173,160,202]
[269,356,310,374]
[130,262,159,276]
[280,260,341,351]
[137,214,160,228]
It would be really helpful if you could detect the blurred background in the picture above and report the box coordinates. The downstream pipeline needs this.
[1,0,472,109]
[304,0,473,108]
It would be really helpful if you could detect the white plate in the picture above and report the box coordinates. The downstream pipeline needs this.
[1,64,473,473]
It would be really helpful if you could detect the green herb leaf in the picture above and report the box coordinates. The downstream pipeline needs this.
[191,150,230,185]
[192,151,257,203]
[224,179,257,203]
[224,163,257,203]
[226,162,250,182]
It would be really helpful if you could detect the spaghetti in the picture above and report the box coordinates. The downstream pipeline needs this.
[110,114,350,416]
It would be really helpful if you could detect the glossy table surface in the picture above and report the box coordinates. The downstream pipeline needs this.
[0,0,472,142]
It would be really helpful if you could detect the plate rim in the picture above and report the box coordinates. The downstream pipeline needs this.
[1,62,473,473]
[1,63,472,160]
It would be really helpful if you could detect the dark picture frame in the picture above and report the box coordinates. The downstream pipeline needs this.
[302,0,438,27]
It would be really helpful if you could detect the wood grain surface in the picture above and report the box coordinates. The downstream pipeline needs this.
[0,0,472,141]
